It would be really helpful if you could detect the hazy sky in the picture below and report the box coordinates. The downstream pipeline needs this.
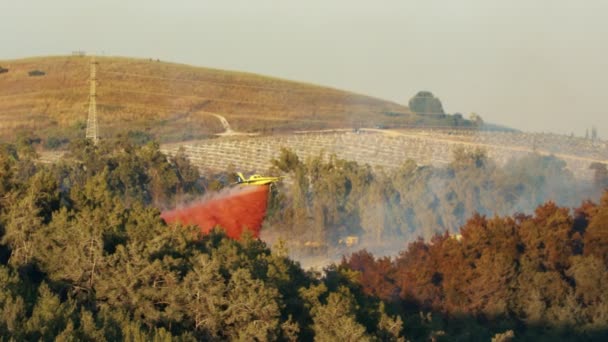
[2,0,607,137]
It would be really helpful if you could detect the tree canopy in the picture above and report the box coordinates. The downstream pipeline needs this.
[0,137,607,340]
[408,91,445,116]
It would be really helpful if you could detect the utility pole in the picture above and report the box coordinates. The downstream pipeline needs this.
[85,56,98,144]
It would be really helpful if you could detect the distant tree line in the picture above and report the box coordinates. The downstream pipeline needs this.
[408,91,486,128]
[266,146,599,255]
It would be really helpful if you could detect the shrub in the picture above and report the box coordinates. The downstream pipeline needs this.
[44,136,69,149]
[28,70,46,76]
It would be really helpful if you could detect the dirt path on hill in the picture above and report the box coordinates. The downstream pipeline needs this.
[193,111,258,137]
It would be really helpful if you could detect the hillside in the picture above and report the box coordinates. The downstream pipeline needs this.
[0,55,425,144]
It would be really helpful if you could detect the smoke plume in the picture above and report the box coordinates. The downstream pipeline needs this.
[161,185,269,239]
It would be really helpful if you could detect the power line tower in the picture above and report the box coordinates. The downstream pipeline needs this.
[85,56,98,144]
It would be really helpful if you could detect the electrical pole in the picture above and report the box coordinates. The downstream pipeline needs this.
[85,56,98,144]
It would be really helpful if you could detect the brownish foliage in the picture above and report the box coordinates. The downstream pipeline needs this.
[344,250,399,301]
[584,192,608,265]
[343,194,608,330]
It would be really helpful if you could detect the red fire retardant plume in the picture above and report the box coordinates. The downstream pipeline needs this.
[161,185,269,239]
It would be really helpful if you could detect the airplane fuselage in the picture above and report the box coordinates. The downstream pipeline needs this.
[236,172,281,185]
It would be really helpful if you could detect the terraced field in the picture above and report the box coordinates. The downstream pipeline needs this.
[159,129,608,179]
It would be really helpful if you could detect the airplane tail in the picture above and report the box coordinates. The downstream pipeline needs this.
[236,172,246,183]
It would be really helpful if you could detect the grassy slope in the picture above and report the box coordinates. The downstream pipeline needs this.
[0,55,416,143]
[0,56,89,143]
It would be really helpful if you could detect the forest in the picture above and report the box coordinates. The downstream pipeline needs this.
[1,135,607,341]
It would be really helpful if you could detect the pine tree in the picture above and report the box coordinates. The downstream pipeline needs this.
[308,286,370,341]
[224,268,281,341]
[25,283,76,340]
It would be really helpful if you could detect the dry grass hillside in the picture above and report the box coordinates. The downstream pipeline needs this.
[0,56,89,142]
[0,55,420,144]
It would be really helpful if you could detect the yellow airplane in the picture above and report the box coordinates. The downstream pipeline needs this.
[235,172,281,186]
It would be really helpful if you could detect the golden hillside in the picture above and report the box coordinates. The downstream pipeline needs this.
[0,55,415,143]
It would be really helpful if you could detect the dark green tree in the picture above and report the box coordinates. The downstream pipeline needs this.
[408,91,445,116]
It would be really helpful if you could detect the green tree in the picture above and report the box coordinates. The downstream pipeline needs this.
[1,169,60,267]
[177,254,226,338]
[408,91,445,116]
[25,283,76,341]
[224,268,281,341]
[308,286,370,341]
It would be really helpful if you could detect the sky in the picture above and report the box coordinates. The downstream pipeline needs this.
[1,0,607,137]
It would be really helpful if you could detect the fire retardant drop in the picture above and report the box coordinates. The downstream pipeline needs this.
[161,185,269,239]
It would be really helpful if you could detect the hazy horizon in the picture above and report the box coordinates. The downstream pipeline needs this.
[2,0,607,137]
